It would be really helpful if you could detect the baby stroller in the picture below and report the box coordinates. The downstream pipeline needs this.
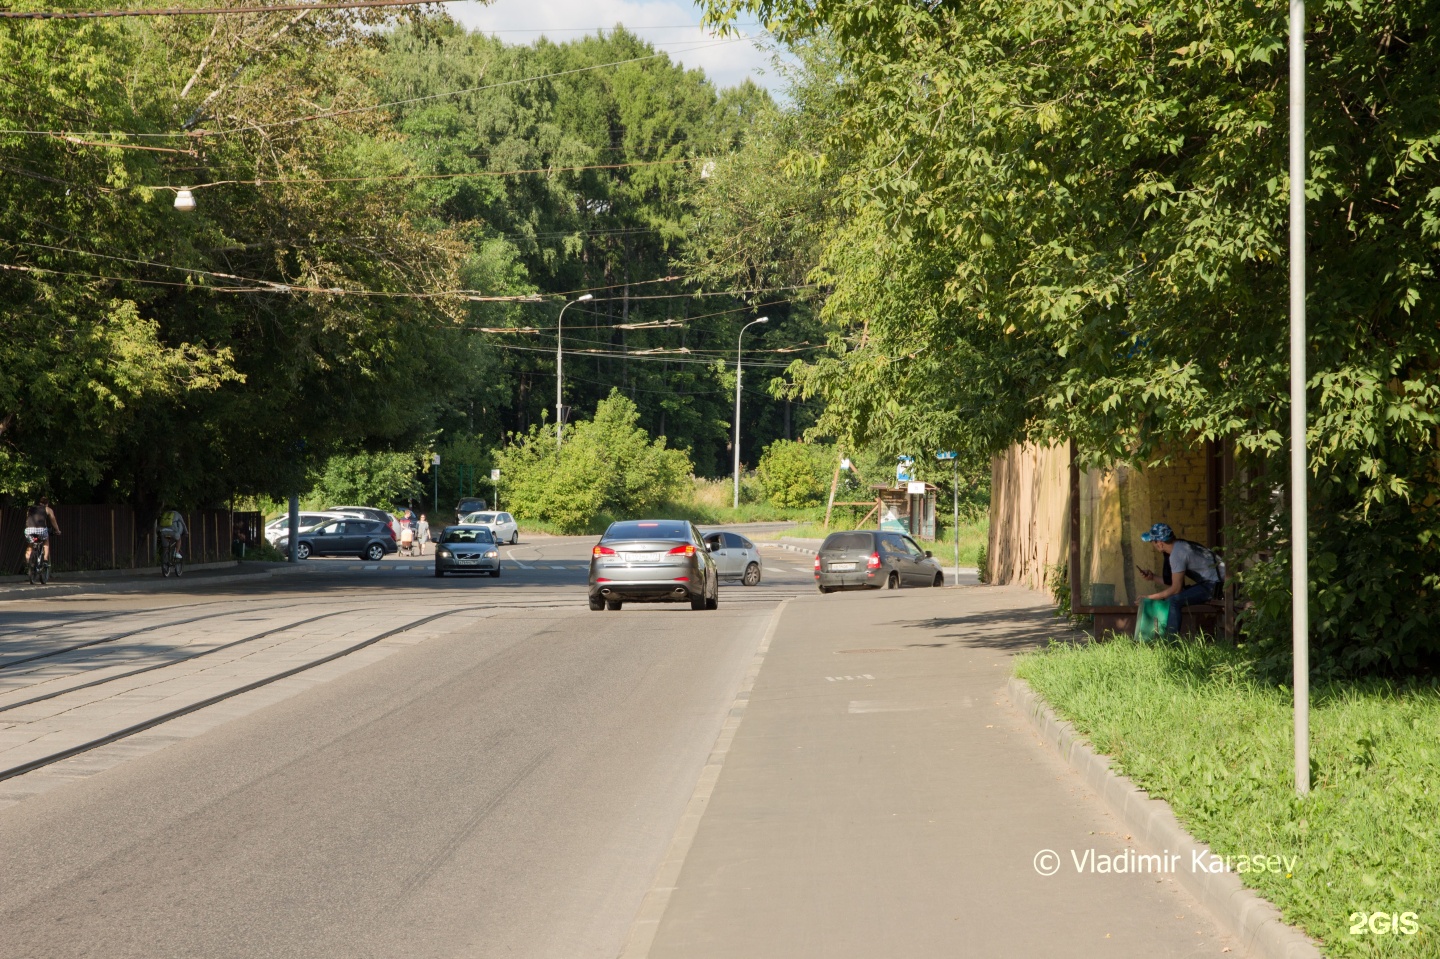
[398,524,419,557]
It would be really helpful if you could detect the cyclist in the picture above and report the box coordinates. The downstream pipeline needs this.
[158,506,188,561]
[23,495,61,564]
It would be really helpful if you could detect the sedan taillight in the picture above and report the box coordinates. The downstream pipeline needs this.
[867,552,882,569]
[667,544,696,556]
[813,556,821,573]
[593,545,616,556]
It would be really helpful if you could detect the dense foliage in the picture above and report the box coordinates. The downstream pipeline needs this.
[0,5,488,518]
[494,391,691,532]
[699,0,1440,674]
[0,11,823,522]
[756,439,833,508]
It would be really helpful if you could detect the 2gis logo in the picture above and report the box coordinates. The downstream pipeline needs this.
[1349,911,1421,936]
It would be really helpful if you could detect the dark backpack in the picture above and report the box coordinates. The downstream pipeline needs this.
[1175,539,1226,597]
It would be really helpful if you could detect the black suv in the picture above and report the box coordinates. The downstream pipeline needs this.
[283,518,397,561]
[814,530,944,592]
[454,497,488,524]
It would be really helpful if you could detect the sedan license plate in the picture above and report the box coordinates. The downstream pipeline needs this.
[829,562,856,572]
[627,552,661,564]
[458,556,479,564]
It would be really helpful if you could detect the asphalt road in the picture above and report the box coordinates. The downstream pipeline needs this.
[0,533,819,959]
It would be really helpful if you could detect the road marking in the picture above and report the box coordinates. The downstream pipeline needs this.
[848,697,972,713]
[620,598,790,959]
[363,564,379,571]
[825,674,874,682]
[394,565,410,571]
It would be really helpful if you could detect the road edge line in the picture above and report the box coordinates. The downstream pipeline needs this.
[617,598,791,959]
[1007,676,1322,959]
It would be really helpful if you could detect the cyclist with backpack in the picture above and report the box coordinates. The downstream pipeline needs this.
[158,506,188,561]
[1137,522,1224,636]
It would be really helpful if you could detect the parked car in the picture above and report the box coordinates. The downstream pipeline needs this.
[277,518,396,561]
[814,529,944,593]
[263,511,347,546]
[588,519,719,611]
[326,505,401,538]
[459,510,519,545]
[454,497,488,524]
[701,531,763,586]
[434,525,501,577]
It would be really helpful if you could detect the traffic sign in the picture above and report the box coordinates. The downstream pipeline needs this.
[936,451,958,460]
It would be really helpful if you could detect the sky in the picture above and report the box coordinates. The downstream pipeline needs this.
[442,0,786,95]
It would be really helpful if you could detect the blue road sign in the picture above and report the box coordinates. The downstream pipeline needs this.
[936,451,958,460]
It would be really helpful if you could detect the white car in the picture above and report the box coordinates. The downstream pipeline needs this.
[459,511,519,545]
[263,511,349,546]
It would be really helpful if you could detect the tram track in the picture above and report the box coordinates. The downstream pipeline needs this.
[0,606,475,784]
[0,608,365,714]
[0,600,333,672]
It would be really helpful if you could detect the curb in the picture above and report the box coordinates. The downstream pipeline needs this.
[757,540,819,556]
[1007,677,1322,959]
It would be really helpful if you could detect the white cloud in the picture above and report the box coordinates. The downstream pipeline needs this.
[441,0,786,95]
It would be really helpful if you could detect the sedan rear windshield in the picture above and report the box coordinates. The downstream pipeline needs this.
[441,528,495,544]
[466,513,496,524]
[605,521,690,541]
[821,531,875,551]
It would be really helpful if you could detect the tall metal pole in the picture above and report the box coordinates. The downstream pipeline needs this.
[1290,0,1310,796]
[287,493,299,563]
[953,459,960,586]
[556,294,593,449]
[733,317,768,509]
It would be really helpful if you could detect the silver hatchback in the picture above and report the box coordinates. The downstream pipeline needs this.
[588,519,719,611]
[434,525,501,577]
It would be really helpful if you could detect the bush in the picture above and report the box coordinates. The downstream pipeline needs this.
[496,391,692,533]
[311,450,423,507]
[757,439,834,508]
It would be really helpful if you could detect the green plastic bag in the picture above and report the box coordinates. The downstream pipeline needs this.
[1135,598,1169,642]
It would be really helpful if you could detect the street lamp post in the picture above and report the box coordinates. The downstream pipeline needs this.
[733,316,769,509]
[556,293,594,449]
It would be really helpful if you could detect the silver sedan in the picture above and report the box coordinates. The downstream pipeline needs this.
[434,525,501,578]
[588,519,719,611]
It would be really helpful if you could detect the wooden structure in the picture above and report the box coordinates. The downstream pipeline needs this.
[1,505,248,574]
[989,440,1234,637]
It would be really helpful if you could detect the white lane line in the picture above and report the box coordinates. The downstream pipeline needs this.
[848,696,971,713]
[620,598,790,959]
[363,564,379,571]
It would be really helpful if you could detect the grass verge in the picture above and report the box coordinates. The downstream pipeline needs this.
[1014,639,1439,957]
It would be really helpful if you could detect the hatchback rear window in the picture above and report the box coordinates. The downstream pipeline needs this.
[605,521,690,541]
[822,531,875,551]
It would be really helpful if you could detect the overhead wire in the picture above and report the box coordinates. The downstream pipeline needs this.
[0,0,455,18]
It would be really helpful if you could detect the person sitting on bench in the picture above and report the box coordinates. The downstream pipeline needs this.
[1137,522,1223,636]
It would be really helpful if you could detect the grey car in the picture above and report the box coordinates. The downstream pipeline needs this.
[434,525,501,577]
[814,530,945,593]
[588,519,719,611]
[701,531,763,586]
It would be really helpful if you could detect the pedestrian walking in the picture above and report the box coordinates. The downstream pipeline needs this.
[417,514,430,555]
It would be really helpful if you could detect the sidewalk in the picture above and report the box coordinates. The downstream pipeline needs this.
[0,561,314,601]
[635,584,1241,958]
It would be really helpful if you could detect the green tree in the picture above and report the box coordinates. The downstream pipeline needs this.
[311,451,424,507]
[756,439,832,508]
[701,0,1440,673]
[496,390,691,531]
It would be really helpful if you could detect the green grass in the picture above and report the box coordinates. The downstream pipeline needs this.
[1015,639,1440,957]
[784,516,989,567]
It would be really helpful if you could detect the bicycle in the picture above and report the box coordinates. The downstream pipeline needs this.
[160,532,184,577]
[24,532,51,586]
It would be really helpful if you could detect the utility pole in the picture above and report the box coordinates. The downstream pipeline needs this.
[1289,0,1310,796]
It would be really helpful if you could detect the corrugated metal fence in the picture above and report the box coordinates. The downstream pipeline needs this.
[2,507,260,574]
